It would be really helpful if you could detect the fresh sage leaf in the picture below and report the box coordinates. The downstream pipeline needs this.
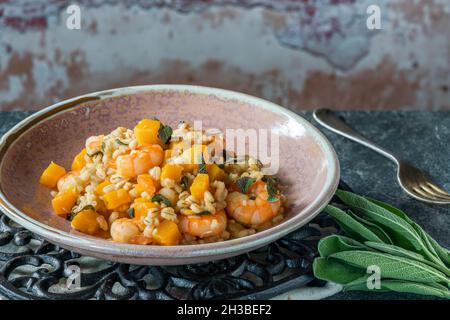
[318,235,368,257]
[422,230,450,267]
[344,279,450,299]
[411,221,447,268]
[366,197,414,224]
[364,241,427,262]
[313,257,366,285]
[324,205,384,243]
[335,190,426,252]
[151,194,172,207]
[235,177,254,194]
[364,241,450,277]
[330,250,450,285]
[348,210,393,244]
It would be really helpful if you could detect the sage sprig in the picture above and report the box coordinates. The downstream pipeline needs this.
[313,190,450,299]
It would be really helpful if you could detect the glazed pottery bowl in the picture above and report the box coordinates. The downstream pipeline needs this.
[0,85,339,265]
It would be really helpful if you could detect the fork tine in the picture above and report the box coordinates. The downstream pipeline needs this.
[419,184,450,200]
[426,182,450,197]
[413,186,450,202]
[407,187,444,203]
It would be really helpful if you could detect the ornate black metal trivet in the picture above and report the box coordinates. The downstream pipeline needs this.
[0,183,349,300]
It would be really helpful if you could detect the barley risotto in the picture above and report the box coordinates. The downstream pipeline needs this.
[39,119,285,245]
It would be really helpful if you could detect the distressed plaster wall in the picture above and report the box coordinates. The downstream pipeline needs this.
[0,0,449,111]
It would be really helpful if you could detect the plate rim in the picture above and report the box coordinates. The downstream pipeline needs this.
[0,84,340,264]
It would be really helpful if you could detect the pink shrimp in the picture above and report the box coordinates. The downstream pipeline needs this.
[226,181,281,226]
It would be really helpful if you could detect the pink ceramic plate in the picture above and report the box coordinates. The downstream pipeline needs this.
[0,85,339,265]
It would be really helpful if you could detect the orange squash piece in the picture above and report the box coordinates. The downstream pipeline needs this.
[94,180,111,196]
[153,220,182,245]
[51,188,77,216]
[103,189,132,210]
[136,174,156,197]
[162,149,173,165]
[134,119,160,146]
[190,173,209,201]
[208,164,225,182]
[160,164,183,182]
[71,148,87,171]
[71,209,101,235]
[132,198,159,220]
[40,162,66,188]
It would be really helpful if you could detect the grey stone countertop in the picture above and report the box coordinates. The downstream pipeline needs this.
[0,111,448,300]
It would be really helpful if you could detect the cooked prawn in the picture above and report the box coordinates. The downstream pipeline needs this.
[110,218,142,243]
[57,171,80,192]
[86,135,104,154]
[179,210,227,238]
[116,144,163,179]
[226,181,280,226]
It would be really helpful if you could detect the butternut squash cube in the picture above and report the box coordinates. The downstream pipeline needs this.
[132,198,159,220]
[190,173,209,201]
[51,188,77,216]
[162,149,173,166]
[40,162,66,188]
[94,180,111,196]
[153,220,182,245]
[136,174,156,197]
[134,119,160,146]
[71,209,101,235]
[160,164,183,182]
[208,164,225,182]
[103,189,132,210]
[71,148,87,171]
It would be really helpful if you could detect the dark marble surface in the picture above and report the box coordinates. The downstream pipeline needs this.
[0,111,449,300]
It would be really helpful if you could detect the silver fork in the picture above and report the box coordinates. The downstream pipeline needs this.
[313,109,450,204]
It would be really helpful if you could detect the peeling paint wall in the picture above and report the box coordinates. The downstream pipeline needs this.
[0,0,449,111]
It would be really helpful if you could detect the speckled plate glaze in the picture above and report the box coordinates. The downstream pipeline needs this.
[0,85,339,265]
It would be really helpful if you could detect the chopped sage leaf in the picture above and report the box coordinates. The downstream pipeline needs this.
[66,205,95,221]
[198,157,208,174]
[116,139,128,146]
[158,122,173,145]
[151,194,172,207]
[235,176,254,194]
[127,207,135,218]
[263,176,280,202]
[79,205,95,212]
[180,176,189,189]
[88,151,103,157]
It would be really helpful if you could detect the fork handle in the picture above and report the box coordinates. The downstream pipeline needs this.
[313,109,400,164]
